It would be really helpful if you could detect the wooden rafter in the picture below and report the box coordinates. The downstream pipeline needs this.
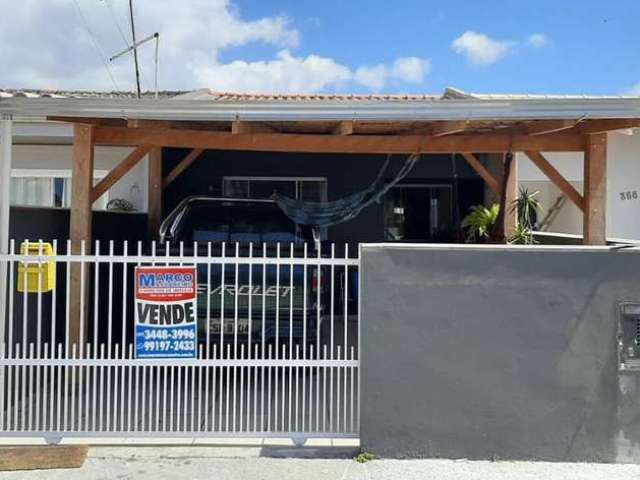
[333,120,354,135]
[47,116,126,127]
[92,126,586,153]
[127,119,228,131]
[163,148,205,188]
[525,119,579,136]
[460,153,501,194]
[523,151,584,211]
[91,145,152,202]
[49,116,640,137]
[430,120,471,136]
[231,121,277,134]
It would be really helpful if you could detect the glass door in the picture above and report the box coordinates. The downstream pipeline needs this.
[384,184,454,241]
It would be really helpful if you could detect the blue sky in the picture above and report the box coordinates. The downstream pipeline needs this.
[1,0,638,95]
[237,0,640,95]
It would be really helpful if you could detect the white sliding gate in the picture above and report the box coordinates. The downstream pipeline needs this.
[0,240,360,442]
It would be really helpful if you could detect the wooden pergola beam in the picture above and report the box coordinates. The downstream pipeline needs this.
[578,119,640,134]
[523,151,585,211]
[69,124,94,349]
[231,121,277,134]
[460,153,501,194]
[583,134,607,245]
[91,145,152,203]
[163,148,204,188]
[148,148,163,242]
[92,127,586,153]
[503,153,518,240]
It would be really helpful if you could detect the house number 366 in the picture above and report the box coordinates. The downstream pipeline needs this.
[620,190,639,200]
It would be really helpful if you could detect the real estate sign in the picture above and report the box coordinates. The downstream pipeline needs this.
[134,266,197,359]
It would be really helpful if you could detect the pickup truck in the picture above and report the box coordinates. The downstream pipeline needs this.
[159,196,331,353]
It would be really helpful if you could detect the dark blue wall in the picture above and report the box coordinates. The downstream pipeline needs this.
[162,150,485,244]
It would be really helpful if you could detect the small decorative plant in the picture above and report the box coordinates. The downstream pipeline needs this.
[354,451,377,463]
[508,188,541,245]
[461,203,500,243]
[106,198,136,212]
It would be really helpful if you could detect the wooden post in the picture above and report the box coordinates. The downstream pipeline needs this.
[495,152,518,242]
[69,124,94,349]
[583,133,607,245]
[148,147,163,242]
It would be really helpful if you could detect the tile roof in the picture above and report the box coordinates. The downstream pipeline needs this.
[172,88,441,102]
[2,86,634,102]
[0,88,185,99]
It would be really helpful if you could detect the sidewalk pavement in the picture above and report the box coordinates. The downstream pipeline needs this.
[1,446,640,480]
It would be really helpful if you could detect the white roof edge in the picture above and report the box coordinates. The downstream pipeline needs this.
[1,96,640,122]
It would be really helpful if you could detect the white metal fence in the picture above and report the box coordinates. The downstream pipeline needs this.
[0,240,360,442]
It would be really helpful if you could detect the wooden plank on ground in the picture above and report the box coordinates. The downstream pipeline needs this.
[0,446,88,471]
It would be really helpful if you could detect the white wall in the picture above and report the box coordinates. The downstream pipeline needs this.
[517,130,640,240]
[11,144,148,212]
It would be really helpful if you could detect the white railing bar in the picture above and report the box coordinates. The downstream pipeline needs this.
[0,253,359,266]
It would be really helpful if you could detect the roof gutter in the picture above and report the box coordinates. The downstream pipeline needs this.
[1,97,640,122]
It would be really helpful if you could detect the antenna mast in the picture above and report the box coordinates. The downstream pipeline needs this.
[108,0,160,98]
[128,0,141,98]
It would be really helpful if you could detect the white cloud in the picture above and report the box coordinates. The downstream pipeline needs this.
[391,57,431,84]
[625,83,640,96]
[354,65,389,91]
[451,31,514,65]
[193,51,432,93]
[193,50,352,93]
[0,0,431,93]
[526,33,551,48]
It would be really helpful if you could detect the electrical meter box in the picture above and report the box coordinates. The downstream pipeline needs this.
[17,242,56,293]
[618,302,640,371]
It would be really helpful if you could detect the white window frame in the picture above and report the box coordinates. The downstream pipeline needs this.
[10,169,109,209]
[222,176,328,201]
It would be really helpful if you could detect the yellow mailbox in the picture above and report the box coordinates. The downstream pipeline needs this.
[17,242,56,293]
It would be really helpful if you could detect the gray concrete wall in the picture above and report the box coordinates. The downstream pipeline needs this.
[360,244,640,461]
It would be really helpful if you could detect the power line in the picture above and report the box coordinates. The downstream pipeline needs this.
[72,0,120,91]
[128,0,142,98]
[102,0,152,92]
[104,0,130,48]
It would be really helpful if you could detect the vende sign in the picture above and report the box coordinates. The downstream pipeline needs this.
[134,266,197,359]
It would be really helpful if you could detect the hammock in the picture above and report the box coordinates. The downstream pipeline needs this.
[272,152,420,227]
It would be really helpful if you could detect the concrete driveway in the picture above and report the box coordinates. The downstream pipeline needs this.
[1,446,640,480]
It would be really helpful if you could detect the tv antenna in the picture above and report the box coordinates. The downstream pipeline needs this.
[107,0,160,98]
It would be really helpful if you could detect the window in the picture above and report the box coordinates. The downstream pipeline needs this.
[10,170,109,210]
[184,202,312,244]
[384,184,454,242]
[222,177,328,202]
